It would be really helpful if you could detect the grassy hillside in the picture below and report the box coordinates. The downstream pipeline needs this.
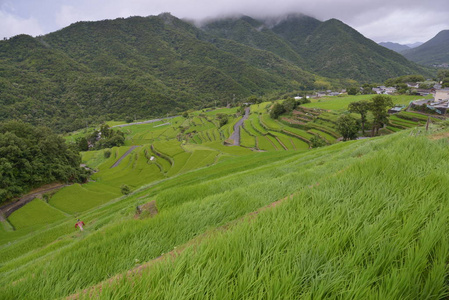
[0,14,319,132]
[0,13,432,132]
[1,124,448,299]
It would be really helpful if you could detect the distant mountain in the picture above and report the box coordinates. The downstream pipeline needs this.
[0,13,430,132]
[379,42,410,53]
[402,30,449,66]
[203,15,429,82]
[406,42,423,49]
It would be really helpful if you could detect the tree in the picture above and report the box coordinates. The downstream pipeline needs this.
[369,95,393,136]
[216,113,228,127]
[121,184,131,195]
[0,120,89,203]
[282,98,297,112]
[76,137,89,151]
[336,115,359,141]
[347,87,358,95]
[310,135,326,148]
[270,103,285,119]
[348,100,370,134]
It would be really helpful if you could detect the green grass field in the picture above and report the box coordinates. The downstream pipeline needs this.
[2,99,446,299]
[303,94,432,111]
[2,127,449,299]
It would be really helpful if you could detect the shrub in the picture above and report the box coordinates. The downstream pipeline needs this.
[120,184,131,195]
[104,149,111,158]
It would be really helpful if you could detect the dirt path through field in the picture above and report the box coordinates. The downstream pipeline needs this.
[110,146,140,168]
[229,107,250,146]
[0,183,68,220]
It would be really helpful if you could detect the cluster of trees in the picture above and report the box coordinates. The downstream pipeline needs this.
[75,124,125,151]
[0,121,89,202]
[437,70,449,88]
[337,95,394,141]
[270,97,310,119]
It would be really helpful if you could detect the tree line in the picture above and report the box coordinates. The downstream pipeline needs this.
[0,121,90,203]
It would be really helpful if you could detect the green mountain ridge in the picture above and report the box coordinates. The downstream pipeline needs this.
[0,13,429,132]
[202,15,429,82]
[402,30,449,65]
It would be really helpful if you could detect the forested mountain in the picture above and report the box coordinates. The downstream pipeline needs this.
[0,13,428,132]
[202,14,429,82]
[379,42,410,53]
[402,30,449,66]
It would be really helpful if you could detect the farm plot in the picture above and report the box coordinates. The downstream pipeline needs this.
[240,128,256,148]
[8,199,67,230]
[260,114,283,131]
[308,129,337,143]
[177,150,218,174]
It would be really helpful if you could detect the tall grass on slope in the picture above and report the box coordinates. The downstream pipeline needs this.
[0,136,369,299]
[89,136,449,299]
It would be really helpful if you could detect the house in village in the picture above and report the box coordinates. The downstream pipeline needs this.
[410,88,449,114]
[406,82,419,88]
[372,86,396,95]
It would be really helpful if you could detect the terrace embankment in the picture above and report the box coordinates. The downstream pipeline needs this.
[0,183,68,221]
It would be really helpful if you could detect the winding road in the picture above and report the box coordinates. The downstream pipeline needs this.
[230,107,250,146]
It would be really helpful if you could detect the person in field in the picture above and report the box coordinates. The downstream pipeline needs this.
[75,219,85,231]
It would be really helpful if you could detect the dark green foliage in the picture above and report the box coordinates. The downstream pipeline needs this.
[76,137,89,152]
[0,13,430,133]
[310,135,326,148]
[216,114,229,128]
[347,87,358,95]
[369,95,394,136]
[266,16,430,82]
[103,149,112,158]
[348,100,370,133]
[296,97,311,105]
[270,103,285,119]
[282,98,297,112]
[84,125,125,150]
[384,75,426,86]
[336,115,359,141]
[0,121,89,202]
[246,95,262,104]
[0,15,318,133]
[120,184,131,195]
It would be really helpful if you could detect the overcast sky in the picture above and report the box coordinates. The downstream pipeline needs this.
[1,0,448,44]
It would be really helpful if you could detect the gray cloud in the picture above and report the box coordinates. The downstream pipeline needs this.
[1,0,449,44]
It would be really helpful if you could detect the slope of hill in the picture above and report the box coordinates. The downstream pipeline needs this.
[0,123,448,298]
[0,13,431,132]
[202,15,429,82]
[379,41,410,52]
[0,14,317,132]
[402,30,449,66]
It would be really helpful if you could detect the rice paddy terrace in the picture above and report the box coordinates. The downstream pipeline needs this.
[1,95,447,299]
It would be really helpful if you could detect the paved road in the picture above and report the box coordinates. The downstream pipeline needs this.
[230,107,250,146]
[110,146,140,168]
[111,117,178,128]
